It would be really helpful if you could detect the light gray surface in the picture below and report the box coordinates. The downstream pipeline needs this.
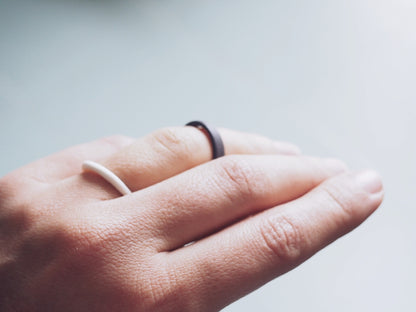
[1,0,415,311]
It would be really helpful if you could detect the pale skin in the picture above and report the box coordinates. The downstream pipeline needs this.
[0,126,384,311]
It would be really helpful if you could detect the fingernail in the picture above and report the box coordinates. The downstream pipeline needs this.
[355,170,383,194]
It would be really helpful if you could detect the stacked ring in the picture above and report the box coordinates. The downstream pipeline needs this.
[82,121,224,196]
[186,121,225,159]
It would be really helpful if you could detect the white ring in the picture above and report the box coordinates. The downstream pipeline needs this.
[82,160,132,196]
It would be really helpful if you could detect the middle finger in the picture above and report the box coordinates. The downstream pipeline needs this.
[111,155,347,251]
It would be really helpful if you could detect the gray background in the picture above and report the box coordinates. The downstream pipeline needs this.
[1,0,415,311]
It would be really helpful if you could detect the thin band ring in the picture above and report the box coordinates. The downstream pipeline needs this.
[186,121,225,159]
[82,121,223,196]
[82,160,132,196]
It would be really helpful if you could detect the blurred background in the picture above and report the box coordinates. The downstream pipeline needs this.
[1,0,415,311]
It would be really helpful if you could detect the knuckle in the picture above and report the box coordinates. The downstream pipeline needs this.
[51,221,126,278]
[216,156,258,202]
[55,211,150,261]
[258,215,305,262]
[320,180,359,220]
[151,127,185,156]
[55,217,114,259]
[142,260,196,312]
[320,178,371,225]
[76,224,119,251]
[0,201,37,240]
[145,271,176,309]
[0,174,21,204]
[55,220,93,251]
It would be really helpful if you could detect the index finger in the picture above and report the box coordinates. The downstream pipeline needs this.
[165,171,384,311]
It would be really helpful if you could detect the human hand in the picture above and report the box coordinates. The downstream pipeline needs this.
[0,126,383,311]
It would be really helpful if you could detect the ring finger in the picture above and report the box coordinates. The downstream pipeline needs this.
[56,126,301,202]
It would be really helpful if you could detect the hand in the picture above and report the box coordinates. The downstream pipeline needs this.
[0,126,383,311]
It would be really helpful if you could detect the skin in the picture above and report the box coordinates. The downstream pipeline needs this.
[0,126,384,312]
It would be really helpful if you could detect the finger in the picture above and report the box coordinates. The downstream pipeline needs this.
[10,135,135,185]
[0,136,134,200]
[114,155,347,251]
[218,128,301,155]
[100,127,300,192]
[167,170,383,311]
[65,127,300,200]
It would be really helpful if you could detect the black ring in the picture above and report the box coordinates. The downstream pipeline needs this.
[186,121,225,159]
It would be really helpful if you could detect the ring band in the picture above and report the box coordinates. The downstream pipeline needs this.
[82,122,223,196]
[186,121,225,159]
[82,160,132,196]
